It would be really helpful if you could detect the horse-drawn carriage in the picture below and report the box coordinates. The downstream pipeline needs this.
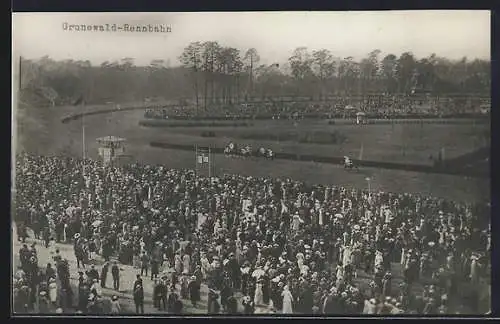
[224,142,274,160]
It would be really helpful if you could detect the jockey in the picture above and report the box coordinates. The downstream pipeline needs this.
[344,156,354,168]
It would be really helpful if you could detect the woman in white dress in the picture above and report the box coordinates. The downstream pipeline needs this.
[48,277,58,306]
[182,253,191,274]
[296,253,304,269]
[254,279,264,306]
[200,252,210,280]
[281,285,294,314]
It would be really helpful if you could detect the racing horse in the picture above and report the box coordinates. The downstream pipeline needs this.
[240,145,253,158]
[257,147,274,160]
[224,142,238,158]
[343,156,358,170]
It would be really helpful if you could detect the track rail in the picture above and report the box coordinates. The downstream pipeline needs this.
[149,141,489,179]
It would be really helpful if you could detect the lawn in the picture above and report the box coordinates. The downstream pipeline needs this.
[152,119,489,166]
[14,107,490,203]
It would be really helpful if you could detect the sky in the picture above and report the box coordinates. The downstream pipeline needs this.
[12,11,491,67]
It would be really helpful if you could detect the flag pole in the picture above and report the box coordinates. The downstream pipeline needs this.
[208,146,212,181]
[213,144,216,179]
[19,56,22,91]
[81,97,86,177]
[195,144,198,185]
[82,114,86,160]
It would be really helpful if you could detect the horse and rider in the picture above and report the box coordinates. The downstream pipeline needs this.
[256,147,274,160]
[224,142,274,160]
[343,156,358,170]
[223,142,238,158]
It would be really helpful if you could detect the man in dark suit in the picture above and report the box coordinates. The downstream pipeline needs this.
[133,275,144,314]
[111,261,120,291]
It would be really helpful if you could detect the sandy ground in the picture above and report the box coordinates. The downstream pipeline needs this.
[12,224,245,314]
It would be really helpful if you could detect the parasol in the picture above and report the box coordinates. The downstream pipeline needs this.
[252,268,265,278]
[92,220,103,227]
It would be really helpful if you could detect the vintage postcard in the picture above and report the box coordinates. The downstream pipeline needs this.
[11,11,490,316]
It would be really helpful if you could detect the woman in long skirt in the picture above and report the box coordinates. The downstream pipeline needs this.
[281,285,294,314]
[48,277,58,307]
[254,279,264,306]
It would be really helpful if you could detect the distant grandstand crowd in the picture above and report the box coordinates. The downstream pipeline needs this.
[143,94,490,120]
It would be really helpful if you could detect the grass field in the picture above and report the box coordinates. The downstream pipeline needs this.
[148,119,489,166]
[14,105,490,203]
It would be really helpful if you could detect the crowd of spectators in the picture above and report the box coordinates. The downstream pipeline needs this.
[13,153,490,314]
[143,95,490,120]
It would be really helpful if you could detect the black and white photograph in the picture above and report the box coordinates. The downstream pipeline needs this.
[11,11,491,316]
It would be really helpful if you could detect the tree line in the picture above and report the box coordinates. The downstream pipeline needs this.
[18,41,490,108]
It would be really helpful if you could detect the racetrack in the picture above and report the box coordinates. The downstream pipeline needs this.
[14,104,490,203]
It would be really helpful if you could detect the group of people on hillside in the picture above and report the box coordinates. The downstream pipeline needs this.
[13,153,490,315]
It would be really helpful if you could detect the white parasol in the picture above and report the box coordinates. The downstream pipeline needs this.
[252,268,265,278]
[92,220,103,227]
